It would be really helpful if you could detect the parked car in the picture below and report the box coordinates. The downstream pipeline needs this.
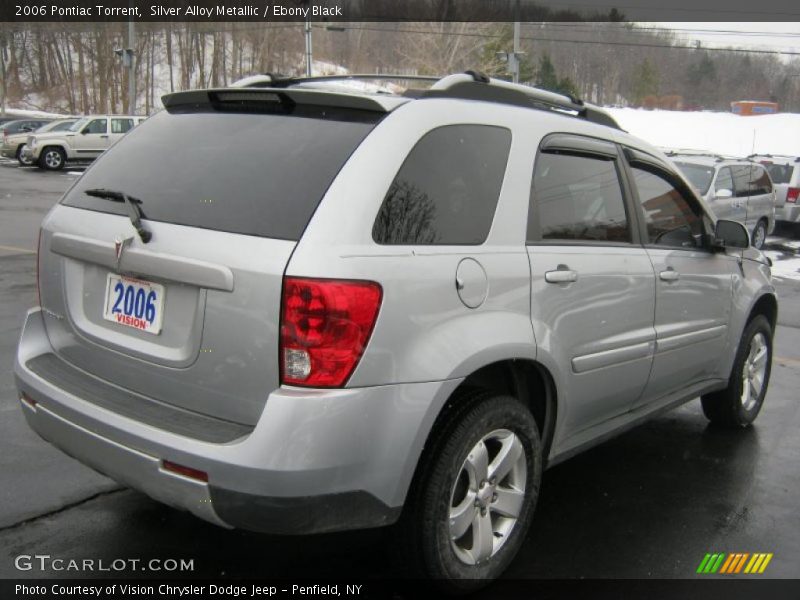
[1,118,53,156]
[668,151,776,249]
[24,114,145,170]
[14,73,776,589]
[749,154,800,234]
[1,119,77,165]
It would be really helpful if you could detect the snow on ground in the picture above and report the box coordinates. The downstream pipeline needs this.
[607,107,800,157]
[1,108,69,119]
[763,251,800,282]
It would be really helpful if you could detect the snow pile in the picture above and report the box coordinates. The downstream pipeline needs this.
[607,108,800,157]
[1,107,69,119]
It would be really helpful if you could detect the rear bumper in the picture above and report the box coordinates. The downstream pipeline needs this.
[15,308,460,534]
[777,204,800,223]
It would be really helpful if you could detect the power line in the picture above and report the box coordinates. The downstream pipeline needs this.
[307,24,800,57]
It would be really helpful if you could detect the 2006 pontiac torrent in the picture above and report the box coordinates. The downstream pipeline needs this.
[15,72,777,588]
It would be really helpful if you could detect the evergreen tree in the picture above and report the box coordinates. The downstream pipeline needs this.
[536,53,559,91]
[631,58,659,105]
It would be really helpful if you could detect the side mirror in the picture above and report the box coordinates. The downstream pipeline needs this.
[20,126,33,132]
[713,219,749,249]
[81,129,90,135]
[714,188,733,200]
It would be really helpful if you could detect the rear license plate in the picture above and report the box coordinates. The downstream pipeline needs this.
[103,274,165,335]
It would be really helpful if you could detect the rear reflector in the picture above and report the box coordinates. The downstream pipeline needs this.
[20,393,37,408]
[162,460,209,482]
[787,187,799,203]
[280,277,382,388]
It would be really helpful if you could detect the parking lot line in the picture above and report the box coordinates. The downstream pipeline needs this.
[0,244,35,255]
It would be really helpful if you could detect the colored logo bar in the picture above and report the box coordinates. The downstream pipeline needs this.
[697,553,773,574]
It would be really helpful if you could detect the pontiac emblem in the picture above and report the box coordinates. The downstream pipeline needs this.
[114,236,133,270]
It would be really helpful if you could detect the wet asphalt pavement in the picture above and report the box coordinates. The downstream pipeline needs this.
[0,160,799,584]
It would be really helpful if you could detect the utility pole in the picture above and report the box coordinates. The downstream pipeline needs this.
[304,15,313,76]
[114,19,135,113]
[0,32,7,117]
[127,18,135,114]
[497,1,524,84]
[511,0,521,83]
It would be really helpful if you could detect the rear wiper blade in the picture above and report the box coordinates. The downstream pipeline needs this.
[84,188,152,243]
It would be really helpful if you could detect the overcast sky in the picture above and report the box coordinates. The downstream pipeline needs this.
[654,23,800,56]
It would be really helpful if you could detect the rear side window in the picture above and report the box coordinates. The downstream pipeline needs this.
[111,118,134,134]
[529,152,630,243]
[749,165,772,195]
[372,125,511,245]
[763,163,793,184]
[62,109,379,240]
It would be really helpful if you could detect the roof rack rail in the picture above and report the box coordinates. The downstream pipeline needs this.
[747,153,800,162]
[662,148,747,162]
[421,72,622,131]
[229,70,621,130]
[232,73,441,89]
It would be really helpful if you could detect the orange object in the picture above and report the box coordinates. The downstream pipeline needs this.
[731,101,779,116]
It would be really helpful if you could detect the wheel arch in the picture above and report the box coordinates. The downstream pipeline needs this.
[747,292,778,334]
[405,358,558,499]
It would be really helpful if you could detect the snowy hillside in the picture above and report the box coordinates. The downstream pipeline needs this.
[608,108,800,157]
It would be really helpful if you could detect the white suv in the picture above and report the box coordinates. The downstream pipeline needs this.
[25,114,146,170]
[749,154,800,233]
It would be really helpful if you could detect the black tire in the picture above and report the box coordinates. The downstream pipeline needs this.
[701,315,772,427]
[751,219,767,249]
[397,390,542,592]
[39,146,66,170]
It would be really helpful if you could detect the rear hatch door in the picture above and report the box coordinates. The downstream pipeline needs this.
[38,93,382,426]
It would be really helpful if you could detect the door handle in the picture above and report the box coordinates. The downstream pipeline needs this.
[100,135,109,138]
[659,268,680,282]
[545,268,578,284]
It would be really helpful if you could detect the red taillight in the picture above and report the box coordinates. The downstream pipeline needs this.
[787,187,799,203]
[280,277,382,388]
[161,460,208,482]
[35,228,42,306]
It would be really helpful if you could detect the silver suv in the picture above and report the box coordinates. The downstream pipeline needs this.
[668,152,776,249]
[14,73,777,588]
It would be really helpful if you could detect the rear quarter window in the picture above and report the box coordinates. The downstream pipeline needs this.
[372,125,511,245]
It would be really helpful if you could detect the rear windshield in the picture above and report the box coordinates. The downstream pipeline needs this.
[763,163,794,185]
[674,161,715,195]
[61,108,380,240]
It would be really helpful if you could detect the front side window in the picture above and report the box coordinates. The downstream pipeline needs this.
[529,152,630,243]
[675,161,715,195]
[714,167,734,195]
[83,119,107,135]
[372,125,511,245]
[631,166,704,248]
